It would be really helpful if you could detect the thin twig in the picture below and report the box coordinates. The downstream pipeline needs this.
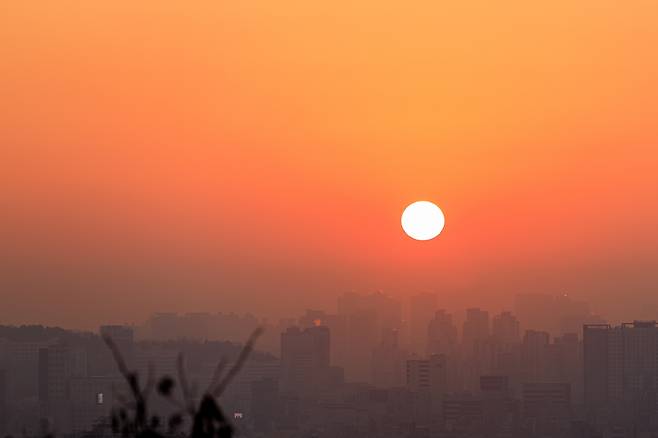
[103,335,131,378]
[211,327,263,397]
[177,353,194,414]
[208,357,228,392]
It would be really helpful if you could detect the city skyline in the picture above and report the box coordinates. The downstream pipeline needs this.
[3,290,658,437]
[2,1,658,437]
[2,290,610,335]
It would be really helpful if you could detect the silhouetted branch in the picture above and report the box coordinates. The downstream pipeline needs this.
[177,353,194,414]
[103,335,131,378]
[207,358,228,394]
[103,327,264,438]
[211,327,263,397]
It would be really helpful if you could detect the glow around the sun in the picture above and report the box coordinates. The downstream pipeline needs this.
[401,201,445,241]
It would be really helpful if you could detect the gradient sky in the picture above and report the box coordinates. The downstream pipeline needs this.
[2,1,658,329]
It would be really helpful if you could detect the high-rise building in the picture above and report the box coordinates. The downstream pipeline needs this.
[462,308,490,355]
[584,321,658,419]
[406,353,448,426]
[280,326,330,396]
[426,310,460,391]
[38,343,77,431]
[251,377,279,433]
[554,294,590,336]
[522,382,571,422]
[337,292,361,315]
[366,291,403,335]
[38,344,71,404]
[480,375,510,398]
[521,330,550,382]
[545,333,582,402]
[409,293,438,355]
[427,310,458,357]
[346,309,377,381]
[406,354,448,395]
[336,292,402,380]
[298,309,349,373]
[4,339,57,400]
[443,395,483,428]
[515,293,600,338]
[583,324,610,412]
[371,328,406,388]
[69,376,115,433]
[515,294,555,334]
[492,311,520,345]
[337,291,402,334]
[480,375,517,430]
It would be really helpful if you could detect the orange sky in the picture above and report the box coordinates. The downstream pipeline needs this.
[2,1,658,329]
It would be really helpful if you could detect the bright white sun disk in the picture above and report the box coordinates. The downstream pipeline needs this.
[401,201,445,241]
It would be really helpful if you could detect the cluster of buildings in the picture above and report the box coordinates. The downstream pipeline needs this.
[263,293,600,437]
[0,325,277,436]
[4,292,658,437]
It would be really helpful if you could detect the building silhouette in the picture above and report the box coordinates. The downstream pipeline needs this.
[9,295,658,437]
[38,343,83,431]
[522,382,572,427]
[462,308,490,356]
[426,310,458,357]
[406,354,448,394]
[584,321,658,425]
[280,325,330,396]
[521,329,550,382]
[492,311,520,345]
[371,328,406,388]
[409,293,438,356]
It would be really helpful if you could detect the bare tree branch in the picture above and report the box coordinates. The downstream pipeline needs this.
[211,327,264,397]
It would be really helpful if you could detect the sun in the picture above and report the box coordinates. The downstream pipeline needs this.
[401,201,445,241]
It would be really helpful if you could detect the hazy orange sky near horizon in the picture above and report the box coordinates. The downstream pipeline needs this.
[2,1,658,329]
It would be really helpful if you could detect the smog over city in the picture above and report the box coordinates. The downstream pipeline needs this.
[2,2,658,438]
